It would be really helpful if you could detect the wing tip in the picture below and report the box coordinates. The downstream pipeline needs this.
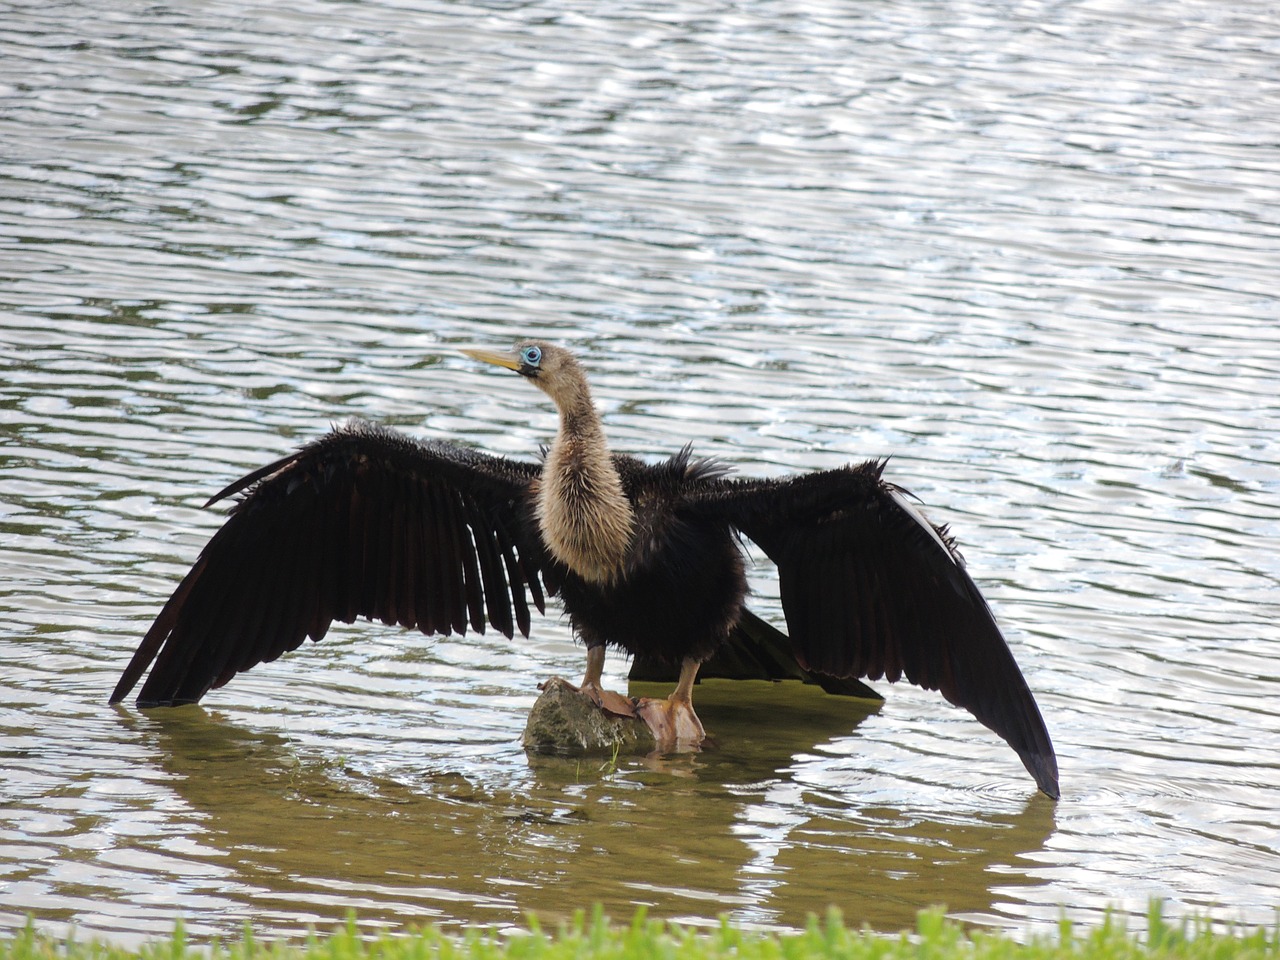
[1024,752,1060,799]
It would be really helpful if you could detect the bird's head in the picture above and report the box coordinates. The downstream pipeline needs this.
[462,341,587,407]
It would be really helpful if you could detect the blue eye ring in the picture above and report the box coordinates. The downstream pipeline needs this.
[521,345,542,367]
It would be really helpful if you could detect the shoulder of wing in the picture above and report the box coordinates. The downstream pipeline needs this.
[211,419,539,511]
[681,458,888,520]
[611,446,737,507]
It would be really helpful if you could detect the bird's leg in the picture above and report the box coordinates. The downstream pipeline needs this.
[576,644,606,703]
[634,657,706,748]
[572,644,636,718]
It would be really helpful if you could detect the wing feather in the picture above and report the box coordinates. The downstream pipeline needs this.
[417,482,444,634]
[465,497,512,638]
[495,513,531,637]
[688,461,1058,798]
[111,420,546,707]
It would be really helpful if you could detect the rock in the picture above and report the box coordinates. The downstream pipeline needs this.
[522,677,656,755]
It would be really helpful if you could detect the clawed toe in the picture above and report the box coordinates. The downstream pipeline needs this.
[576,679,638,719]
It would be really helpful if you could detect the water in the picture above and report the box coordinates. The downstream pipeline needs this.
[2,0,1279,944]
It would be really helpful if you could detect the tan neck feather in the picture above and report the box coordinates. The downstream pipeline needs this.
[536,388,634,583]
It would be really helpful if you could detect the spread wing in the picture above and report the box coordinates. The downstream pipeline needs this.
[111,420,547,707]
[688,461,1058,798]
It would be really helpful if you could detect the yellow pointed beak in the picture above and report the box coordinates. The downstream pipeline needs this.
[460,347,521,371]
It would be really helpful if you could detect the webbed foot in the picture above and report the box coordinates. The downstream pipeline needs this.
[634,695,705,748]
[559,645,637,719]
[575,679,638,719]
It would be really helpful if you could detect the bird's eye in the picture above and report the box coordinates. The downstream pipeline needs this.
[521,345,542,367]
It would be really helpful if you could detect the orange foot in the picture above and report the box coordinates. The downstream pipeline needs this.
[634,696,705,749]
[573,679,638,719]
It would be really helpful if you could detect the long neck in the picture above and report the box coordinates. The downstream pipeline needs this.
[537,381,634,584]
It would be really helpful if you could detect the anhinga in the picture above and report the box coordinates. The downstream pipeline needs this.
[112,342,1059,798]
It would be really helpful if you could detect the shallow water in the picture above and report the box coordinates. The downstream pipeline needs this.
[2,0,1279,944]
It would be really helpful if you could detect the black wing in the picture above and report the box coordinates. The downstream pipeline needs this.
[111,420,547,707]
[688,461,1059,798]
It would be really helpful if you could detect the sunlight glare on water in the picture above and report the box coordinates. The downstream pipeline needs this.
[2,0,1279,944]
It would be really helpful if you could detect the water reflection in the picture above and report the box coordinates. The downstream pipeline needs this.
[119,685,1052,934]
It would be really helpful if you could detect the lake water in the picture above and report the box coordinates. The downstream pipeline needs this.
[2,0,1278,945]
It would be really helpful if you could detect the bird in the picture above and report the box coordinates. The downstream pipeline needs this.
[111,341,1059,798]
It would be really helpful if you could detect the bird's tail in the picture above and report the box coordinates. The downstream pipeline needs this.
[628,607,883,699]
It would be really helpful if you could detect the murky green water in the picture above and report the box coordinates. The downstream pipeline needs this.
[2,0,1278,944]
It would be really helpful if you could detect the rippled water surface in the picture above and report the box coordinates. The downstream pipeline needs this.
[3,0,1279,944]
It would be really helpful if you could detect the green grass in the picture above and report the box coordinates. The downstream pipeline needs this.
[2,906,1277,960]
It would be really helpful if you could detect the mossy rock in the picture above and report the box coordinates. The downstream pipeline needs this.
[522,677,655,755]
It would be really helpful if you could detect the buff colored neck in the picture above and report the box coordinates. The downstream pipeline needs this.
[536,377,634,583]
